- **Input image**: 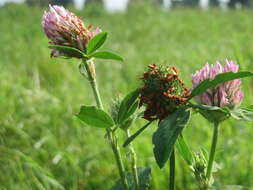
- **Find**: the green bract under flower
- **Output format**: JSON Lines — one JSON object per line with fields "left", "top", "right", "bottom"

{"left": 139, "top": 64, "right": 190, "bottom": 121}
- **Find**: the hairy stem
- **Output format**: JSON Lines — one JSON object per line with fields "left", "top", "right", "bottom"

{"left": 126, "top": 129, "right": 139, "bottom": 190}
{"left": 206, "top": 122, "right": 219, "bottom": 182}
{"left": 82, "top": 59, "right": 128, "bottom": 190}
{"left": 169, "top": 149, "right": 175, "bottom": 190}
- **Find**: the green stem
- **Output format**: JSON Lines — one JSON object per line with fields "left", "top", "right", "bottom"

{"left": 82, "top": 59, "right": 128, "bottom": 190}
{"left": 83, "top": 59, "right": 103, "bottom": 109}
{"left": 126, "top": 129, "right": 139, "bottom": 190}
{"left": 109, "top": 132, "right": 129, "bottom": 190}
{"left": 206, "top": 122, "right": 219, "bottom": 181}
{"left": 169, "top": 149, "right": 175, "bottom": 190}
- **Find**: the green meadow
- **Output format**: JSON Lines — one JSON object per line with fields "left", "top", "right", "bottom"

{"left": 0, "top": 2, "right": 253, "bottom": 190}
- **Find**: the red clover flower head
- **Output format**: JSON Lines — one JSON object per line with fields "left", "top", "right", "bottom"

{"left": 139, "top": 64, "right": 190, "bottom": 121}
{"left": 192, "top": 60, "right": 243, "bottom": 109}
{"left": 42, "top": 5, "right": 101, "bottom": 58}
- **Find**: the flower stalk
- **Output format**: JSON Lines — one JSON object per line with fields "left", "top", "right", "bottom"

{"left": 81, "top": 58, "right": 128, "bottom": 190}
{"left": 206, "top": 122, "right": 219, "bottom": 183}
{"left": 109, "top": 131, "right": 129, "bottom": 190}
{"left": 82, "top": 59, "right": 103, "bottom": 109}
{"left": 169, "top": 149, "right": 175, "bottom": 190}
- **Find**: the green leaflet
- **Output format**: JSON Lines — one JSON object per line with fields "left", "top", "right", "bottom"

{"left": 91, "top": 51, "right": 123, "bottom": 61}
{"left": 76, "top": 105, "right": 114, "bottom": 128}
{"left": 86, "top": 32, "right": 108, "bottom": 55}
{"left": 152, "top": 108, "right": 191, "bottom": 168}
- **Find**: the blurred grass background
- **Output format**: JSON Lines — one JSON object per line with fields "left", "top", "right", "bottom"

{"left": 0, "top": 2, "right": 253, "bottom": 190}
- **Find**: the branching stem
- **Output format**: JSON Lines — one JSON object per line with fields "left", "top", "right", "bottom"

{"left": 82, "top": 59, "right": 128, "bottom": 190}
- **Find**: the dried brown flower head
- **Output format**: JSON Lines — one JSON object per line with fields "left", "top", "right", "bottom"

{"left": 139, "top": 64, "right": 190, "bottom": 121}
